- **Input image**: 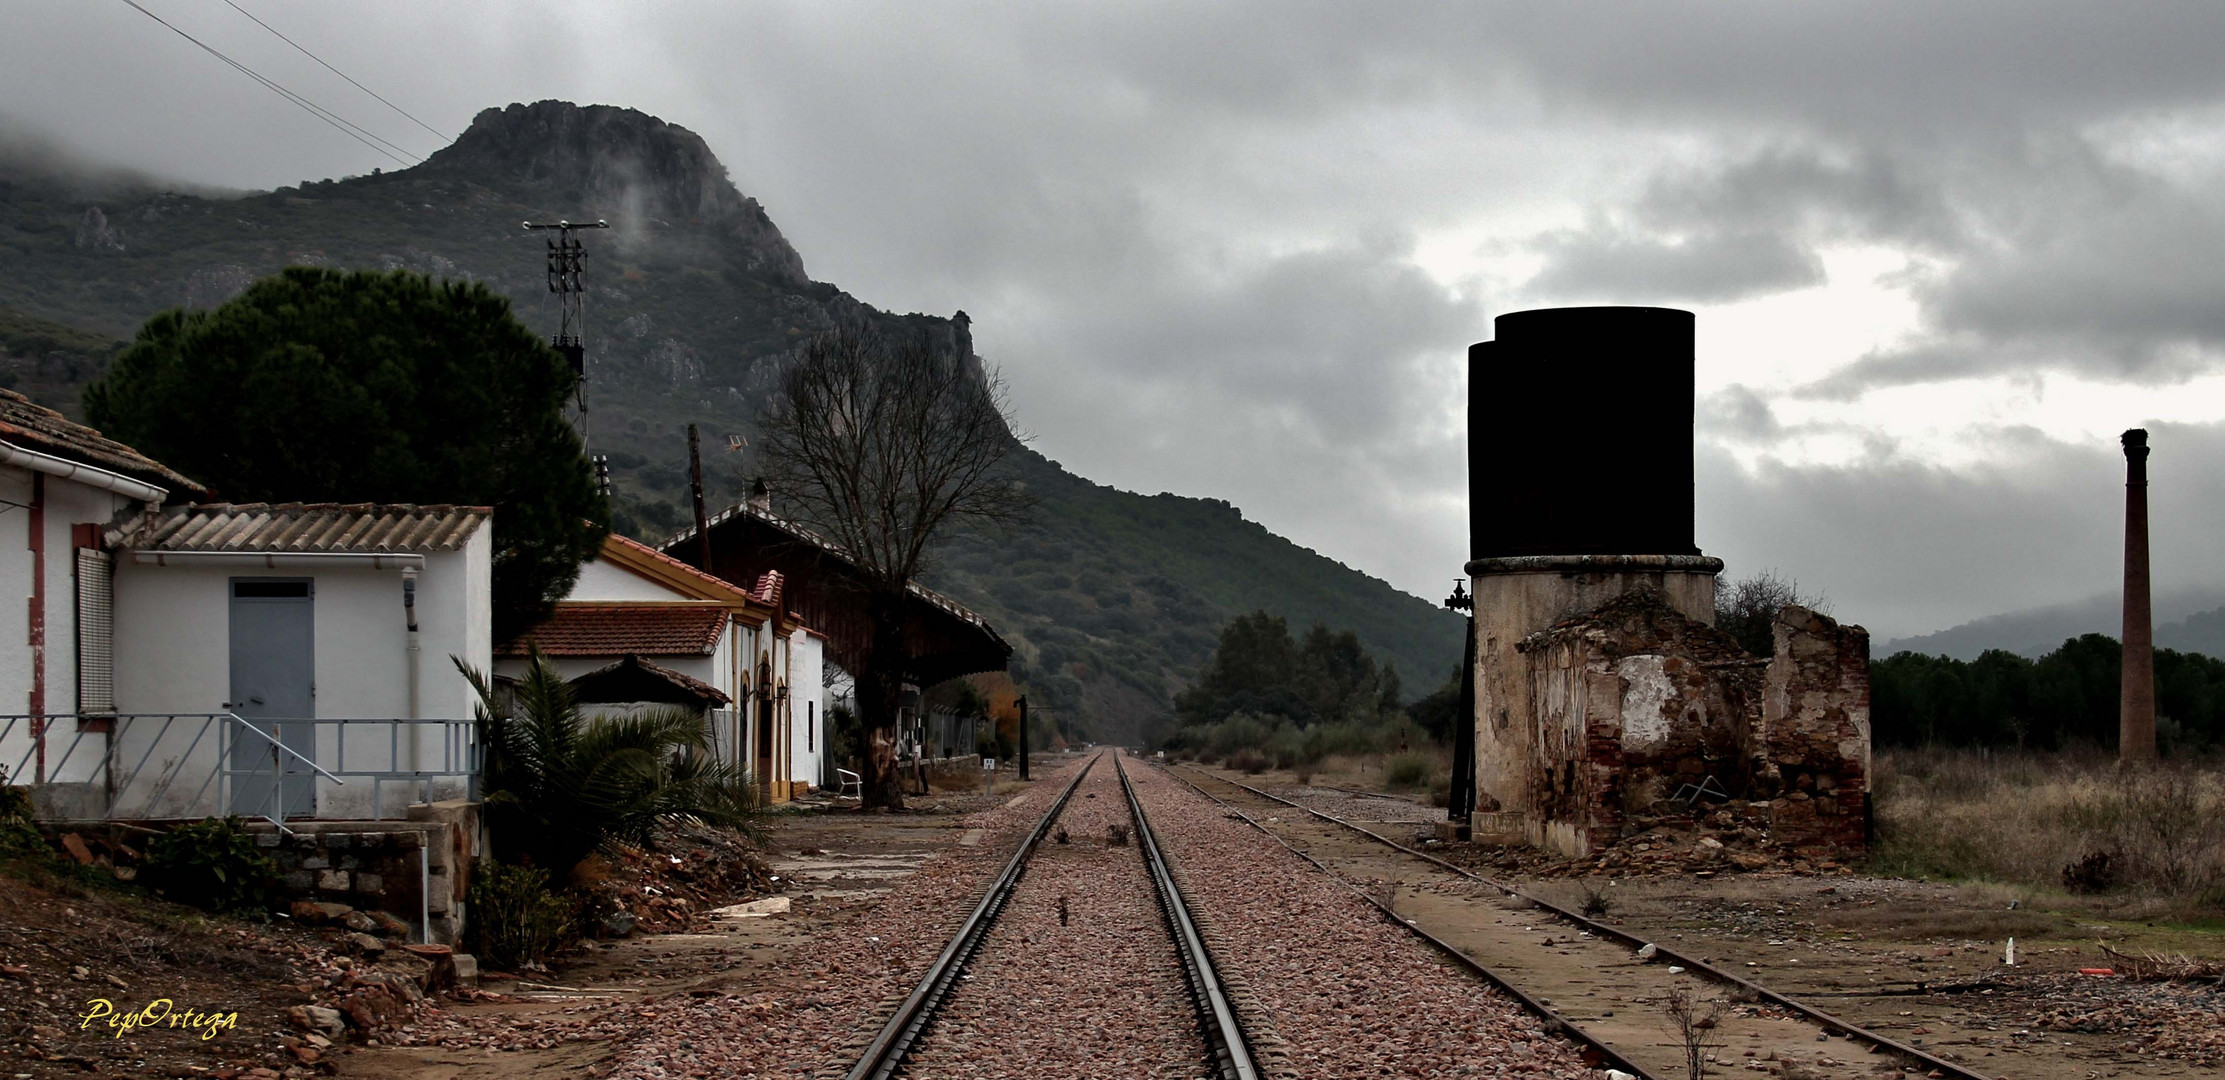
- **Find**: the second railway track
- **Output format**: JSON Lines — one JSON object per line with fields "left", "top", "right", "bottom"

{"left": 1167, "top": 762, "right": 2005, "bottom": 1080}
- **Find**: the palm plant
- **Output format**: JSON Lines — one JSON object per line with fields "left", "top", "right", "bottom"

{"left": 456, "top": 651, "right": 755, "bottom": 878}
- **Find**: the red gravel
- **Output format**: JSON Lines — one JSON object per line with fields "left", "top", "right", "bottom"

{"left": 1125, "top": 761, "right": 1598, "bottom": 1079}
{"left": 900, "top": 757, "right": 1209, "bottom": 1079}
{"left": 588, "top": 755, "right": 1099, "bottom": 1080}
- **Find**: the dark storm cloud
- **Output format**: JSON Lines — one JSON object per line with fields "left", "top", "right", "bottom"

{"left": 9, "top": 1, "right": 2225, "bottom": 636}
{"left": 1523, "top": 146, "right": 1962, "bottom": 305}
{"left": 1525, "top": 226, "right": 1823, "bottom": 305}
{"left": 1698, "top": 385, "right": 1783, "bottom": 442}
{"left": 1698, "top": 420, "right": 2225, "bottom": 639}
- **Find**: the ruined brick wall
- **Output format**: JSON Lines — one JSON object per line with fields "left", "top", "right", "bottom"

{"left": 1759, "top": 605, "right": 1871, "bottom": 854}
{"left": 1504, "top": 591, "right": 1872, "bottom": 861}
{"left": 1519, "top": 591, "right": 1756, "bottom": 857}
{"left": 1467, "top": 554, "right": 1723, "bottom": 836}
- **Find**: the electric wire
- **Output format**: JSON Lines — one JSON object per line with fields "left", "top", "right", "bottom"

{"left": 116, "top": 0, "right": 420, "bottom": 168}
{"left": 219, "top": 0, "right": 447, "bottom": 142}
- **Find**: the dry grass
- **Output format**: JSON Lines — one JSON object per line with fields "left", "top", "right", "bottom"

{"left": 1874, "top": 748, "right": 2225, "bottom": 913}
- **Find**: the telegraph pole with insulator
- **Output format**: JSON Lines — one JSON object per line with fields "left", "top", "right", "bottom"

{"left": 524, "top": 218, "right": 612, "bottom": 494}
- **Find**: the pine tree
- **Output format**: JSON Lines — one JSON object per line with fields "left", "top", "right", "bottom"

{"left": 85, "top": 267, "right": 607, "bottom": 641}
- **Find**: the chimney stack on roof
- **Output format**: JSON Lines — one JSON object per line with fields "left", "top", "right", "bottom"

{"left": 2121, "top": 428, "right": 2156, "bottom": 762}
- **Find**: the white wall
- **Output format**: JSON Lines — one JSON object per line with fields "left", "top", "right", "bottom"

{"left": 105, "top": 531, "right": 490, "bottom": 819}
{"left": 571, "top": 557, "right": 690, "bottom": 602}
{"left": 0, "top": 464, "right": 143, "bottom": 792}
{"left": 113, "top": 548, "right": 484, "bottom": 720}
{"left": 788, "top": 630, "right": 826, "bottom": 789}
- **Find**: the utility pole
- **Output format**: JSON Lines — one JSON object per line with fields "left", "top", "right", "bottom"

{"left": 688, "top": 423, "right": 712, "bottom": 571}
{"left": 1017, "top": 695, "right": 1029, "bottom": 780}
{"left": 523, "top": 218, "right": 612, "bottom": 491}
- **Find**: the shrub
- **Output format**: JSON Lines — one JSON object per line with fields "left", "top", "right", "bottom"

{"left": 1874, "top": 748, "right": 2225, "bottom": 909}
{"left": 0, "top": 768, "right": 43, "bottom": 856}
{"left": 2061, "top": 851, "right": 2116, "bottom": 894}
{"left": 1205, "top": 714, "right": 1273, "bottom": 760}
{"left": 1228, "top": 748, "right": 1270, "bottom": 774}
{"left": 141, "top": 816, "right": 279, "bottom": 914}
{"left": 468, "top": 861, "right": 575, "bottom": 969}
{"left": 2076, "top": 766, "right": 2225, "bottom": 898}
{"left": 1302, "top": 721, "right": 1380, "bottom": 762}
{"left": 1384, "top": 752, "right": 1433, "bottom": 790}
{"left": 1266, "top": 727, "right": 1307, "bottom": 771}
{"left": 460, "top": 653, "right": 756, "bottom": 880}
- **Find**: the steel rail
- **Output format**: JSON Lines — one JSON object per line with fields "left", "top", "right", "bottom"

{"left": 1158, "top": 761, "right": 1659, "bottom": 1080}
{"left": 843, "top": 754, "right": 1099, "bottom": 1080}
{"left": 1114, "top": 754, "right": 1262, "bottom": 1080}
{"left": 1172, "top": 764, "right": 2000, "bottom": 1080}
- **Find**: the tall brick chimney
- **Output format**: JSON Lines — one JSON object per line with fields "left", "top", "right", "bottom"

{"left": 2120, "top": 428, "right": 2156, "bottom": 762}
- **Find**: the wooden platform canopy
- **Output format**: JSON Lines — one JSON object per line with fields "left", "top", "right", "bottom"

{"left": 661, "top": 501, "right": 1010, "bottom": 687}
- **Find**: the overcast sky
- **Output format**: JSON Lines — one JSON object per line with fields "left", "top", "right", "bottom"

{"left": 9, "top": 2, "right": 2225, "bottom": 640}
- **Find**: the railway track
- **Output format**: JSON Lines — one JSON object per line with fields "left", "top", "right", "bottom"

{"left": 842, "top": 751, "right": 1258, "bottom": 1080}
{"left": 1166, "top": 763, "right": 2003, "bottom": 1080}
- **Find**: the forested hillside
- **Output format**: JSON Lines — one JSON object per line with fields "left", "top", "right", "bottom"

{"left": 0, "top": 100, "right": 1464, "bottom": 743}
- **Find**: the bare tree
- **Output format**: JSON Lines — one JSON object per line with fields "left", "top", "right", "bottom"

{"left": 1714, "top": 569, "right": 1829, "bottom": 659}
{"left": 757, "top": 324, "right": 1030, "bottom": 808}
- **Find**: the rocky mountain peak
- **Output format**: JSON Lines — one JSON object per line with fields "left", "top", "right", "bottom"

{"left": 426, "top": 100, "right": 807, "bottom": 285}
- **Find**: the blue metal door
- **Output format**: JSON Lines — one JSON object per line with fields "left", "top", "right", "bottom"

{"left": 228, "top": 579, "right": 315, "bottom": 818}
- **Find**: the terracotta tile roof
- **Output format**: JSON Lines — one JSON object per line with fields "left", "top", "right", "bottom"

{"left": 569, "top": 654, "right": 732, "bottom": 707}
{"left": 0, "top": 388, "right": 207, "bottom": 497}
{"left": 600, "top": 532, "right": 756, "bottom": 604}
{"left": 752, "top": 569, "right": 783, "bottom": 610}
{"left": 109, "top": 503, "right": 490, "bottom": 553}
{"left": 500, "top": 603, "right": 728, "bottom": 657}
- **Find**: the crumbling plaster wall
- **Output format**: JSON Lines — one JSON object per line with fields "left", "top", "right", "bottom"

{"left": 1466, "top": 553, "right": 1723, "bottom": 829}
{"left": 1518, "top": 591, "right": 1757, "bottom": 855}
{"left": 1496, "top": 593, "right": 1870, "bottom": 859}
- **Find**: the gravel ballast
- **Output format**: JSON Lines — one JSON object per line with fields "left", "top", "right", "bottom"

{"left": 594, "top": 756, "right": 1098, "bottom": 1080}
{"left": 899, "top": 757, "right": 1211, "bottom": 1078}
{"left": 1125, "top": 760, "right": 1597, "bottom": 1079}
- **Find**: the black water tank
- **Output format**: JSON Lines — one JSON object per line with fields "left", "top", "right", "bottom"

{"left": 1469, "top": 306, "right": 1697, "bottom": 559}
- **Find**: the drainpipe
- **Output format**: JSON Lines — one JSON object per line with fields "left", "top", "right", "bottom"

{"left": 27, "top": 472, "right": 42, "bottom": 783}
{"left": 403, "top": 568, "right": 421, "bottom": 775}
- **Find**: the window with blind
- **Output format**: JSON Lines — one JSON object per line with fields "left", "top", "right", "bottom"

{"left": 75, "top": 548, "right": 114, "bottom": 714}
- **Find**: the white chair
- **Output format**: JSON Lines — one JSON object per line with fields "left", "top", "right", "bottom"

{"left": 834, "top": 768, "right": 863, "bottom": 801}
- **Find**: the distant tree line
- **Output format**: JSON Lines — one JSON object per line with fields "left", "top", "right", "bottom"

{"left": 1872, "top": 635, "right": 2225, "bottom": 752}
{"left": 1173, "top": 611, "right": 1403, "bottom": 729}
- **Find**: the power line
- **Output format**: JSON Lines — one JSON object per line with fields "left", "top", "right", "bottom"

{"left": 220, "top": 0, "right": 448, "bottom": 142}
{"left": 116, "top": 0, "right": 420, "bottom": 168}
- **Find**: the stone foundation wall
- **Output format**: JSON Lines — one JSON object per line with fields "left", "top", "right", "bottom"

{"left": 246, "top": 801, "right": 477, "bottom": 944}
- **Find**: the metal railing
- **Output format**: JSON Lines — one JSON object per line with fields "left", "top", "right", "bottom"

{"left": 0, "top": 713, "right": 479, "bottom": 827}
